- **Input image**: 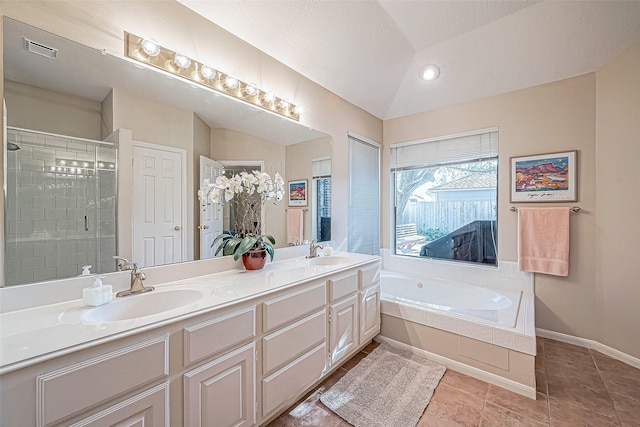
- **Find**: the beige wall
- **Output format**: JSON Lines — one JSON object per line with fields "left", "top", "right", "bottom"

{"left": 385, "top": 57, "right": 640, "bottom": 359}
{"left": 4, "top": 80, "right": 102, "bottom": 139}
{"left": 595, "top": 43, "right": 640, "bottom": 358}
{"left": 193, "top": 114, "right": 211, "bottom": 257}
{"left": 211, "top": 128, "right": 287, "bottom": 247}
{"left": 0, "top": 0, "right": 383, "bottom": 256}
{"left": 285, "top": 136, "right": 332, "bottom": 241}
{"left": 109, "top": 87, "right": 196, "bottom": 261}
{"left": 384, "top": 74, "right": 600, "bottom": 350}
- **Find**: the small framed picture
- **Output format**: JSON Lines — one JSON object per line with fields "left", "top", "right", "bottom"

{"left": 288, "top": 179, "right": 308, "bottom": 206}
{"left": 510, "top": 150, "right": 577, "bottom": 202}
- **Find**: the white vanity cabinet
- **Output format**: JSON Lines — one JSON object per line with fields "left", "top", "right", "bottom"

{"left": 359, "top": 265, "right": 381, "bottom": 345}
{"left": 0, "top": 258, "right": 381, "bottom": 427}
{"left": 260, "top": 280, "right": 328, "bottom": 420}
{"left": 183, "top": 307, "right": 257, "bottom": 427}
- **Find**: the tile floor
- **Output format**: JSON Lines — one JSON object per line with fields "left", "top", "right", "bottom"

{"left": 266, "top": 338, "right": 640, "bottom": 426}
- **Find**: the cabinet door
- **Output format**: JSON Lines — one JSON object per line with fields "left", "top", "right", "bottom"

{"left": 184, "top": 342, "right": 256, "bottom": 427}
{"left": 68, "top": 383, "right": 168, "bottom": 427}
{"left": 360, "top": 285, "right": 380, "bottom": 345}
{"left": 329, "top": 294, "right": 358, "bottom": 366}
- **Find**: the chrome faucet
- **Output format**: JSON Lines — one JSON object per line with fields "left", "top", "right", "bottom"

{"left": 307, "top": 240, "right": 323, "bottom": 258}
{"left": 113, "top": 256, "right": 154, "bottom": 297}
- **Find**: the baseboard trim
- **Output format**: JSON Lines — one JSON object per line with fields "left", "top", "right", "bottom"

{"left": 536, "top": 328, "right": 640, "bottom": 370}
{"left": 374, "top": 335, "right": 537, "bottom": 399}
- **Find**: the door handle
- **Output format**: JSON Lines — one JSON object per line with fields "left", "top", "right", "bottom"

{"left": 197, "top": 225, "right": 209, "bottom": 230}
{"left": 174, "top": 226, "right": 182, "bottom": 231}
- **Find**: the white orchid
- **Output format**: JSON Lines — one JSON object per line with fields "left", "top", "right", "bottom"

{"left": 201, "top": 169, "right": 285, "bottom": 236}
{"left": 215, "top": 175, "right": 230, "bottom": 189}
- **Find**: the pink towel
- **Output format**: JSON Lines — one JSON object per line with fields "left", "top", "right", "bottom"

{"left": 286, "top": 209, "right": 304, "bottom": 244}
{"left": 518, "top": 207, "right": 570, "bottom": 276}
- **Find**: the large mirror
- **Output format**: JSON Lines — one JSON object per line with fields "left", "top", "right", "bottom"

{"left": 3, "top": 17, "right": 332, "bottom": 286}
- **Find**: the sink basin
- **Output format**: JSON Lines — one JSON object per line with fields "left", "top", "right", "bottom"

{"left": 82, "top": 287, "right": 207, "bottom": 323}
{"left": 307, "top": 256, "right": 351, "bottom": 266}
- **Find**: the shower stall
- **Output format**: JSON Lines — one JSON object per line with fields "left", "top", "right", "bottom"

{"left": 4, "top": 127, "right": 117, "bottom": 286}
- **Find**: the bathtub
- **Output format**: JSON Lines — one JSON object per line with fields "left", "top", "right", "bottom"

{"left": 380, "top": 271, "right": 522, "bottom": 328}
{"left": 377, "top": 266, "right": 537, "bottom": 398}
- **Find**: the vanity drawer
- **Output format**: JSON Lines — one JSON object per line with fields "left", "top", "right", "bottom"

{"left": 328, "top": 272, "right": 358, "bottom": 301}
{"left": 263, "top": 309, "right": 326, "bottom": 375}
{"left": 36, "top": 335, "right": 168, "bottom": 427}
{"left": 261, "top": 342, "right": 327, "bottom": 419}
{"left": 262, "top": 282, "right": 326, "bottom": 332}
{"left": 184, "top": 306, "right": 256, "bottom": 366}
{"left": 359, "top": 263, "right": 381, "bottom": 289}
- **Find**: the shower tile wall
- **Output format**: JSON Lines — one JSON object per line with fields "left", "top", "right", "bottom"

{"left": 5, "top": 129, "right": 117, "bottom": 286}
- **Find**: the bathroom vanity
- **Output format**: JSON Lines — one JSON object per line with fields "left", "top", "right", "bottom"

{"left": 0, "top": 253, "right": 381, "bottom": 427}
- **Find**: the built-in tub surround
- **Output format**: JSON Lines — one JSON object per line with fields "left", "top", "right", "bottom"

{"left": 0, "top": 245, "right": 378, "bottom": 373}
{"left": 380, "top": 249, "right": 536, "bottom": 398}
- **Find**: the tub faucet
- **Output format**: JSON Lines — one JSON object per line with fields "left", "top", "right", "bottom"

{"left": 307, "top": 240, "right": 323, "bottom": 258}
{"left": 113, "top": 256, "right": 155, "bottom": 297}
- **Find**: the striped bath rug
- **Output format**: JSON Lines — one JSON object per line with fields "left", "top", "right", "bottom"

{"left": 320, "top": 343, "right": 446, "bottom": 427}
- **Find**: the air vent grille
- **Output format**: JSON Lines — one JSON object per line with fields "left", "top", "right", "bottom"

{"left": 24, "top": 38, "right": 58, "bottom": 59}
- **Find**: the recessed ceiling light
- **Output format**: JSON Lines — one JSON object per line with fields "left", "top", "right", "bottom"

{"left": 419, "top": 64, "right": 440, "bottom": 81}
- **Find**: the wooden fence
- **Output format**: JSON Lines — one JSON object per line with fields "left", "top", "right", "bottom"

{"left": 398, "top": 201, "right": 496, "bottom": 235}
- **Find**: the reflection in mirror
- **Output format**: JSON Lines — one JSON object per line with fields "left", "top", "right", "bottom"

{"left": 3, "top": 17, "right": 331, "bottom": 287}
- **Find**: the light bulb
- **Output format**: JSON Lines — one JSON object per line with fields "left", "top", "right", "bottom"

{"left": 293, "top": 105, "right": 304, "bottom": 116}
{"left": 263, "top": 91, "right": 275, "bottom": 103}
{"left": 278, "top": 99, "right": 290, "bottom": 110}
{"left": 224, "top": 75, "right": 239, "bottom": 89}
{"left": 200, "top": 64, "right": 216, "bottom": 80}
{"left": 173, "top": 52, "right": 192, "bottom": 69}
{"left": 244, "top": 83, "right": 258, "bottom": 97}
{"left": 141, "top": 39, "right": 161, "bottom": 57}
{"left": 419, "top": 64, "right": 440, "bottom": 81}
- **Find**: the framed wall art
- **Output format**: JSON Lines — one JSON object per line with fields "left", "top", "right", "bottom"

{"left": 288, "top": 179, "right": 308, "bottom": 206}
{"left": 510, "top": 150, "right": 577, "bottom": 202}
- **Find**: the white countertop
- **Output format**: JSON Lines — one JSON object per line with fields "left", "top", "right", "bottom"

{"left": 0, "top": 252, "right": 380, "bottom": 374}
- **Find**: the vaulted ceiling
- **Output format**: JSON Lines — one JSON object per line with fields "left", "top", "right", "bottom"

{"left": 179, "top": 0, "right": 640, "bottom": 120}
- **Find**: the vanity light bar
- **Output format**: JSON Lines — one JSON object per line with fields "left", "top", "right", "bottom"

{"left": 125, "top": 33, "right": 301, "bottom": 122}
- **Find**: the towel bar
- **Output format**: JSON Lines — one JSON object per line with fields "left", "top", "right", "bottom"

{"left": 510, "top": 206, "right": 580, "bottom": 213}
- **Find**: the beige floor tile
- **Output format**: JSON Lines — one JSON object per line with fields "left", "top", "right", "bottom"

{"left": 280, "top": 390, "right": 346, "bottom": 427}
{"left": 480, "top": 401, "right": 548, "bottom": 427}
{"left": 265, "top": 415, "right": 296, "bottom": 427}
{"left": 361, "top": 340, "right": 381, "bottom": 354}
{"left": 536, "top": 369, "right": 548, "bottom": 395}
{"left": 548, "top": 374, "right": 617, "bottom": 417}
{"left": 486, "top": 386, "right": 550, "bottom": 425}
{"left": 548, "top": 399, "right": 619, "bottom": 427}
{"left": 601, "top": 371, "right": 640, "bottom": 401}
{"left": 611, "top": 392, "right": 640, "bottom": 426}
{"left": 440, "top": 369, "right": 490, "bottom": 399}
{"left": 340, "top": 351, "right": 368, "bottom": 370}
{"left": 592, "top": 352, "right": 640, "bottom": 381}
{"left": 421, "top": 383, "right": 484, "bottom": 427}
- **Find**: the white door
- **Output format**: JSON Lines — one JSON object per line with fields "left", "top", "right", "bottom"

{"left": 199, "top": 156, "right": 224, "bottom": 259}
{"left": 132, "top": 144, "right": 186, "bottom": 267}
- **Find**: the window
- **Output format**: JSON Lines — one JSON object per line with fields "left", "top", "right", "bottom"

{"left": 391, "top": 130, "right": 498, "bottom": 265}
{"left": 348, "top": 134, "right": 380, "bottom": 255}
{"left": 312, "top": 158, "right": 332, "bottom": 241}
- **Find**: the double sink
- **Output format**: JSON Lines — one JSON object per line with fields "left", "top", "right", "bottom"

{"left": 60, "top": 255, "right": 352, "bottom": 324}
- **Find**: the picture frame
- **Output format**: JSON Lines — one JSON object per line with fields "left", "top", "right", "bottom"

{"left": 510, "top": 150, "right": 577, "bottom": 202}
{"left": 288, "top": 179, "right": 308, "bottom": 206}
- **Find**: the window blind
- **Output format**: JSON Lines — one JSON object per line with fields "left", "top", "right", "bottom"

{"left": 347, "top": 134, "right": 380, "bottom": 255}
{"left": 312, "top": 158, "right": 331, "bottom": 178}
{"left": 390, "top": 129, "right": 498, "bottom": 170}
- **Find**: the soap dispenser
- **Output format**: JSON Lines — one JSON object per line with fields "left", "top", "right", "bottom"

{"left": 83, "top": 275, "right": 113, "bottom": 306}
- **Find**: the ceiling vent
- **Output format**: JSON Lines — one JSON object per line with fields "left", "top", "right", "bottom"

{"left": 24, "top": 38, "right": 58, "bottom": 59}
